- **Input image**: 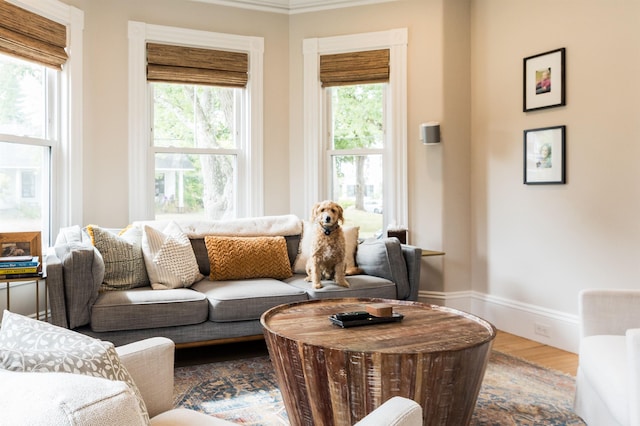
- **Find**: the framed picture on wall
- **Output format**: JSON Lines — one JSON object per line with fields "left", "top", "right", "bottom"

{"left": 523, "top": 48, "right": 566, "bottom": 112}
{"left": 524, "top": 125, "right": 566, "bottom": 185}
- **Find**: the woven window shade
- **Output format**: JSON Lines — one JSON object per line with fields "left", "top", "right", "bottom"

{"left": 147, "top": 43, "right": 248, "bottom": 88}
{"left": 0, "top": 0, "right": 67, "bottom": 70}
{"left": 320, "top": 49, "right": 389, "bottom": 87}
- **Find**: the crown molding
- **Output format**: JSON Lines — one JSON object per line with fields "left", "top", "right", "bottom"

{"left": 189, "top": 0, "right": 397, "bottom": 15}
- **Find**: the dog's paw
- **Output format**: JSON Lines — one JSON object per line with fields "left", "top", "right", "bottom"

{"left": 304, "top": 275, "right": 311, "bottom": 282}
{"left": 313, "top": 282, "right": 323, "bottom": 289}
{"left": 337, "top": 279, "right": 350, "bottom": 288}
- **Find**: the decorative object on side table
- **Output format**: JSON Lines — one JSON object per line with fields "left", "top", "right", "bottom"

{"left": 0, "top": 231, "right": 42, "bottom": 278}
{"left": 524, "top": 125, "right": 566, "bottom": 185}
{"left": 523, "top": 47, "right": 566, "bottom": 112}
{"left": 0, "top": 231, "right": 46, "bottom": 320}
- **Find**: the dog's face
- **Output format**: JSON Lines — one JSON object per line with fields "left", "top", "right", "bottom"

{"left": 311, "top": 200, "right": 344, "bottom": 227}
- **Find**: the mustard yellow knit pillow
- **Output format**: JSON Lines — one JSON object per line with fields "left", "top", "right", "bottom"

{"left": 204, "top": 236, "right": 293, "bottom": 281}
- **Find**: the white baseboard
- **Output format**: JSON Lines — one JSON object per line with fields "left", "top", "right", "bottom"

{"left": 418, "top": 290, "right": 579, "bottom": 354}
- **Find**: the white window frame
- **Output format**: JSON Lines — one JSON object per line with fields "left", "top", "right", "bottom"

{"left": 128, "top": 22, "right": 264, "bottom": 222}
{"left": 6, "top": 0, "right": 84, "bottom": 242}
{"left": 303, "top": 29, "right": 408, "bottom": 230}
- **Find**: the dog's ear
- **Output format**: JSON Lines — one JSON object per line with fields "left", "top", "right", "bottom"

{"left": 310, "top": 202, "right": 320, "bottom": 221}
{"left": 336, "top": 203, "right": 344, "bottom": 224}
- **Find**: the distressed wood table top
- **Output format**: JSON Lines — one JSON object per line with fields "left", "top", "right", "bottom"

{"left": 262, "top": 298, "right": 495, "bottom": 354}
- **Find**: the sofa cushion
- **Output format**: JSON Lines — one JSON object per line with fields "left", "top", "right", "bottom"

{"left": 0, "top": 370, "right": 147, "bottom": 426}
{"left": 91, "top": 287, "right": 209, "bottom": 332}
{"left": 205, "top": 236, "right": 292, "bottom": 280}
{"left": 141, "top": 222, "right": 203, "bottom": 290}
{"left": 285, "top": 274, "right": 397, "bottom": 300}
{"left": 86, "top": 224, "right": 150, "bottom": 291}
{"left": 579, "top": 335, "right": 628, "bottom": 426}
{"left": 0, "top": 310, "right": 149, "bottom": 424}
{"left": 191, "top": 279, "right": 308, "bottom": 322}
{"left": 293, "top": 221, "right": 360, "bottom": 275}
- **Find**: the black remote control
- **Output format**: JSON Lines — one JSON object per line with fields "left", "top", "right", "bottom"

{"left": 334, "top": 311, "right": 370, "bottom": 321}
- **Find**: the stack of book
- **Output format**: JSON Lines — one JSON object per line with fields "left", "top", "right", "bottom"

{"left": 0, "top": 255, "right": 42, "bottom": 279}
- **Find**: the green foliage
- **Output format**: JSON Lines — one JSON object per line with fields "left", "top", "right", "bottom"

{"left": 332, "top": 84, "right": 384, "bottom": 150}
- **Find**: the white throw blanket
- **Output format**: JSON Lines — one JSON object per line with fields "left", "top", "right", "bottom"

{"left": 176, "top": 214, "right": 302, "bottom": 238}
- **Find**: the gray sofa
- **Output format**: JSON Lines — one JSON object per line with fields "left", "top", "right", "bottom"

{"left": 45, "top": 215, "right": 421, "bottom": 347}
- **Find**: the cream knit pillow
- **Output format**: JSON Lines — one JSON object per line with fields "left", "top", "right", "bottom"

{"left": 141, "top": 222, "right": 203, "bottom": 290}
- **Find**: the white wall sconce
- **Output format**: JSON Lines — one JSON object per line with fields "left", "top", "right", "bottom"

{"left": 420, "top": 122, "right": 441, "bottom": 144}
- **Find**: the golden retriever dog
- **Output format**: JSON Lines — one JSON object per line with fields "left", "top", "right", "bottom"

{"left": 305, "top": 200, "right": 350, "bottom": 289}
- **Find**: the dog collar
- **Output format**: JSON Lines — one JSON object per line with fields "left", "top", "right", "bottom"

{"left": 321, "top": 224, "right": 335, "bottom": 235}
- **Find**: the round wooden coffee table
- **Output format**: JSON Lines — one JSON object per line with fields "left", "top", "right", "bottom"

{"left": 261, "top": 298, "right": 495, "bottom": 426}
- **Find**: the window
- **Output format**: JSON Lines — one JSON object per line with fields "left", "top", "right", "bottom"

{"left": 303, "top": 29, "right": 408, "bottom": 239}
{"left": 0, "top": 56, "right": 52, "bottom": 237}
{"left": 128, "top": 22, "right": 264, "bottom": 222}
{"left": 152, "top": 84, "right": 243, "bottom": 220}
{"left": 0, "top": 0, "right": 83, "bottom": 247}
{"left": 326, "top": 83, "right": 386, "bottom": 238}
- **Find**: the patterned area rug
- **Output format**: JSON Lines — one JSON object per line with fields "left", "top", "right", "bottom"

{"left": 174, "top": 350, "right": 585, "bottom": 425}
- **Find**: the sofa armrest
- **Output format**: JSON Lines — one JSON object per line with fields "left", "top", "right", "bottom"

{"left": 117, "top": 337, "right": 175, "bottom": 418}
{"left": 580, "top": 289, "right": 640, "bottom": 337}
{"left": 401, "top": 244, "right": 421, "bottom": 301}
{"left": 354, "top": 396, "right": 422, "bottom": 426}
{"left": 0, "top": 370, "right": 147, "bottom": 425}
{"left": 45, "top": 247, "right": 67, "bottom": 327}
{"left": 50, "top": 240, "right": 104, "bottom": 329}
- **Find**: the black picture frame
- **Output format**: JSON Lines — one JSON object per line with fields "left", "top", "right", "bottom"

{"left": 523, "top": 48, "right": 566, "bottom": 112}
{"left": 523, "top": 125, "right": 566, "bottom": 185}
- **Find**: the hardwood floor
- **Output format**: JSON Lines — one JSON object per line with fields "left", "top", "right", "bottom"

{"left": 492, "top": 330, "right": 578, "bottom": 376}
{"left": 176, "top": 330, "right": 580, "bottom": 376}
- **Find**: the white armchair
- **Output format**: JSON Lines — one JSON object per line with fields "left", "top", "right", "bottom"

{"left": 575, "top": 289, "right": 640, "bottom": 426}
{"left": 1, "top": 336, "right": 422, "bottom": 425}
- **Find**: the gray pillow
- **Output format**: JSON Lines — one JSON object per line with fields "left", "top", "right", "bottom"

{"left": 356, "top": 238, "right": 410, "bottom": 299}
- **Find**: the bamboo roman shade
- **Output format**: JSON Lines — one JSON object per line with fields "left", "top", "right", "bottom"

{"left": 0, "top": 0, "right": 67, "bottom": 70}
{"left": 147, "top": 43, "right": 248, "bottom": 88}
{"left": 320, "top": 49, "right": 390, "bottom": 87}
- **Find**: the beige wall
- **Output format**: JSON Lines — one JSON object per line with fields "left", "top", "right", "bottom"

{"left": 63, "top": 0, "right": 290, "bottom": 227}
{"left": 470, "top": 0, "right": 640, "bottom": 314}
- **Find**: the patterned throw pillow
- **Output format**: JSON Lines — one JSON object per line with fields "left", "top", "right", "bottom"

{"left": 205, "top": 236, "right": 292, "bottom": 281}
{"left": 293, "top": 221, "right": 361, "bottom": 274}
{"left": 86, "top": 225, "right": 150, "bottom": 291}
{"left": 141, "top": 222, "right": 203, "bottom": 290}
{"left": 0, "top": 310, "right": 149, "bottom": 424}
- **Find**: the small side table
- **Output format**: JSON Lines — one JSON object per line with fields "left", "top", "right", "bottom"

{"left": 1, "top": 275, "right": 47, "bottom": 321}
{"left": 422, "top": 249, "right": 445, "bottom": 257}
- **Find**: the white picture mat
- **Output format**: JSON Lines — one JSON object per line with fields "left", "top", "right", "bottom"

{"left": 525, "top": 127, "right": 564, "bottom": 184}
